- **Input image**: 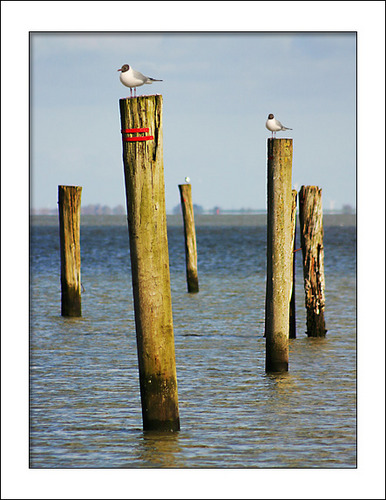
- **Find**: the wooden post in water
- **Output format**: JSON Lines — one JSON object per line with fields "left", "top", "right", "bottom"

{"left": 298, "top": 186, "right": 327, "bottom": 337}
{"left": 265, "top": 138, "right": 293, "bottom": 372}
{"left": 178, "top": 183, "right": 199, "bottom": 293}
{"left": 58, "top": 185, "right": 82, "bottom": 317}
{"left": 119, "top": 95, "right": 180, "bottom": 431}
{"left": 289, "top": 189, "right": 297, "bottom": 339}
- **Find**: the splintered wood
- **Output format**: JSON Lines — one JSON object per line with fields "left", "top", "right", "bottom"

{"left": 299, "top": 186, "right": 327, "bottom": 337}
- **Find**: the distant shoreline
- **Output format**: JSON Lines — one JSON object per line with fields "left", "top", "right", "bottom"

{"left": 30, "top": 213, "right": 356, "bottom": 228}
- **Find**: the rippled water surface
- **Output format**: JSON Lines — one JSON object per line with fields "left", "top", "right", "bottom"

{"left": 30, "top": 214, "right": 356, "bottom": 468}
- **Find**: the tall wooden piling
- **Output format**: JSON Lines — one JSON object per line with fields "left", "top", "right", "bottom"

{"left": 298, "top": 186, "right": 327, "bottom": 337}
{"left": 178, "top": 183, "right": 199, "bottom": 293}
{"left": 58, "top": 185, "right": 82, "bottom": 317}
{"left": 289, "top": 189, "right": 297, "bottom": 339}
{"left": 265, "top": 139, "right": 293, "bottom": 372}
{"left": 119, "top": 95, "right": 180, "bottom": 431}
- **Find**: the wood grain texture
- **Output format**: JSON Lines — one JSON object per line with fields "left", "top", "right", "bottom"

{"left": 265, "top": 138, "right": 293, "bottom": 372}
{"left": 178, "top": 183, "right": 199, "bottom": 293}
{"left": 119, "top": 95, "right": 180, "bottom": 431}
{"left": 299, "top": 186, "right": 327, "bottom": 337}
{"left": 58, "top": 185, "right": 82, "bottom": 317}
{"left": 289, "top": 189, "right": 297, "bottom": 339}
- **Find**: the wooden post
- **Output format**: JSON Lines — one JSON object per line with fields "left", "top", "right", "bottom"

{"left": 265, "top": 139, "right": 293, "bottom": 372}
{"left": 298, "top": 186, "right": 327, "bottom": 337}
{"left": 289, "top": 189, "right": 297, "bottom": 339}
{"left": 58, "top": 185, "right": 82, "bottom": 317}
{"left": 178, "top": 183, "right": 199, "bottom": 293}
{"left": 119, "top": 95, "right": 180, "bottom": 432}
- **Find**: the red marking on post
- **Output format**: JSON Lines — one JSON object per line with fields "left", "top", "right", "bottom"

{"left": 268, "top": 155, "right": 274, "bottom": 160}
{"left": 121, "top": 128, "right": 150, "bottom": 133}
{"left": 293, "top": 248, "right": 302, "bottom": 253}
{"left": 121, "top": 127, "right": 153, "bottom": 142}
{"left": 123, "top": 136, "right": 154, "bottom": 142}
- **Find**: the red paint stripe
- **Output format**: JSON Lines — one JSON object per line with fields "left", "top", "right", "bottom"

{"left": 123, "top": 136, "right": 154, "bottom": 142}
{"left": 121, "top": 128, "right": 150, "bottom": 133}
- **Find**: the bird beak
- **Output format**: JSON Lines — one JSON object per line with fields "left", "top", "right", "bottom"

{"left": 117, "top": 69, "right": 122, "bottom": 72}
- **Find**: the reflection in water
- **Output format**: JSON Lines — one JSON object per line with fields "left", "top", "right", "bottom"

{"left": 264, "top": 371, "right": 293, "bottom": 392}
{"left": 261, "top": 371, "right": 299, "bottom": 411}
{"left": 132, "top": 431, "right": 184, "bottom": 468}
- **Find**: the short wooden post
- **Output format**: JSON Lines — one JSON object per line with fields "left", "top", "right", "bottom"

{"left": 119, "top": 95, "right": 180, "bottom": 431}
{"left": 265, "top": 138, "right": 293, "bottom": 372}
{"left": 178, "top": 183, "right": 199, "bottom": 293}
{"left": 58, "top": 185, "right": 82, "bottom": 317}
{"left": 298, "top": 186, "right": 327, "bottom": 337}
{"left": 289, "top": 189, "right": 297, "bottom": 339}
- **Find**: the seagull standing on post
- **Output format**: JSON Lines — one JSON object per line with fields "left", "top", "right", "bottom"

{"left": 118, "top": 64, "right": 163, "bottom": 98}
{"left": 265, "top": 113, "right": 292, "bottom": 138}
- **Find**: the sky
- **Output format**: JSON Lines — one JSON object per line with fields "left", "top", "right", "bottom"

{"left": 30, "top": 31, "right": 357, "bottom": 212}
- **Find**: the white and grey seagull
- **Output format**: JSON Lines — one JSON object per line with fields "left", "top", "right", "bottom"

{"left": 117, "top": 64, "right": 163, "bottom": 98}
{"left": 265, "top": 113, "right": 292, "bottom": 138}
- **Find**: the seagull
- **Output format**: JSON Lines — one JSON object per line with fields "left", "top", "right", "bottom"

{"left": 117, "top": 64, "right": 163, "bottom": 98}
{"left": 265, "top": 113, "right": 292, "bottom": 138}
{"left": 185, "top": 177, "right": 190, "bottom": 183}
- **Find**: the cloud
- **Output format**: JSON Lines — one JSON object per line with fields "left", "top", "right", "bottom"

{"left": 30, "top": 32, "right": 357, "bottom": 210}
{"left": 31, "top": 32, "right": 166, "bottom": 59}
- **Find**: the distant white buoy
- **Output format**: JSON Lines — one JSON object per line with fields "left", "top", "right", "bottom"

{"left": 185, "top": 177, "right": 190, "bottom": 183}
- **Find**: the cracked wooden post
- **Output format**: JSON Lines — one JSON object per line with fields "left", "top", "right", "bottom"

{"left": 289, "top": 189, "right": 297, "bottom": 339}
{"left": 299, "top": 186, "right": 327, "bottom": 337}
{"left": 265, "top": 138, "right": 293, "bottom": 372}
{"left": 58, "top": 185, "right": 82, "bottom": 317}
{"left": 178, "top": 183, "right": 199, "bottom": 293}
{"left": 119, "top": 95, "right": 180, "bottom": 431}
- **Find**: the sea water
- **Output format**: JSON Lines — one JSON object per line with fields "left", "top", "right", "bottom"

{"left": 29, "top": 214, "right": 356, "bottom": 468}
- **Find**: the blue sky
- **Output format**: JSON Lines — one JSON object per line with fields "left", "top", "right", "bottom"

{"left": 30, "top": 31, "right": 356, "bottom": 212}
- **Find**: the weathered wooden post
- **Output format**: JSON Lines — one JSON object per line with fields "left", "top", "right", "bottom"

{"left": 265, "top": 138, "right": 293, "bottom": 372}
{"left": 58, "top": 185, "right": 82, "bottom": 317}
{"left": 178, "top": 183, "right": 199, "bottom": 293}
{"left": 289, "top": 189, "right": 297, "bottom": 339}
{"left": 298, "top": 186, "right": 327, "bottom": 337}
{"left": 119, "top": 95, "right": 180, "bottom": 431}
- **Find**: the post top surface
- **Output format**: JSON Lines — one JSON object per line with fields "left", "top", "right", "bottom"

{"left": 119, "top": 94, "right": 162, "bottom": 101}
{"left": 267, "top": 137, "right": 293, "bottom": 141}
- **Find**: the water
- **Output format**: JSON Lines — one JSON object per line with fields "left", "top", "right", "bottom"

{"left": 30, "top": 214, "right": 356, "bottom": 468}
